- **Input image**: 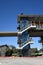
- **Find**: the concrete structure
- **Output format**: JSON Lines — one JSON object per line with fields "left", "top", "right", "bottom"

{"left": 17, "top": 14, "right": 43, "bottom": 56}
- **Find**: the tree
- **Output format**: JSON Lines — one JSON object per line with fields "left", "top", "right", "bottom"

{"left": 29, "top": 48, "right": 39, "bottom": 56}
{"left": 5, "top": 49, "right": 13, "bottom": 56}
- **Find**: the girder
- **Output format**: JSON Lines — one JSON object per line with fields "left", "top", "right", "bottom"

{"left": 0, "top": 32, "right": 18, "bottom": 37}
{"left": 29, "top": 30, "right": 43, "bottom": 37}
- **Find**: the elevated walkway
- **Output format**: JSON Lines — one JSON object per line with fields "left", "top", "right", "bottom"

{"left": 29, "top": 30, "right": 43, "bottom": 37}
{"left": 0, "top": 30, "right": 43, "bottom": 37}
{"left": 0, "top": 32, "right": 18, "bottom": 37}
{"left": 18, "top": 14, "right": 43, "bottom": 56}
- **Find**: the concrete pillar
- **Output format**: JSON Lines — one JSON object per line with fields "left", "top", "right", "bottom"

{"left": 42, "top": 43, "right": 43, "bottom": 49}
{"left": 40, "top": 37, "right": 43, "bottom": 51}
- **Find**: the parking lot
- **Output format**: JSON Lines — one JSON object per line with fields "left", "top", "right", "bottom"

{"left": 0, "top": 57, "right": 43, "bottom": 65}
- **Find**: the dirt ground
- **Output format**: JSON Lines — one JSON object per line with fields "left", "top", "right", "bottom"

{"left": 0, "top": 56, "right": 43, "bottom": 65}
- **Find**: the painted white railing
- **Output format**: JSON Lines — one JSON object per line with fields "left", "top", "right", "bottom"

{"left": 18, "top": 40, "right": 34, "bottom": 49}
{"left": 18, "top": 24, "right": 35, "bottom": 50}
{"left": 18, "top": 25, "right": 36, "bottom": 35}
{"left": 36, "top": 24, "right": 43, "bottom": 30}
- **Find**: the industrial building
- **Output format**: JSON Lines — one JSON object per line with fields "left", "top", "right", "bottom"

{"left": 17, "top": 14, "right": 43, "bottom": 56}
{"left": 0, "top": 14, "right": 43, "bottom": 56}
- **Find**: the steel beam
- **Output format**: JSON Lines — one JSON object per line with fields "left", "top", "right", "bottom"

{"left": 0, "top": 32, "right": 18, "bottom": 37}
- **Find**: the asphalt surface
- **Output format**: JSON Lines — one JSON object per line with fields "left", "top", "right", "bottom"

{"left": 0, "top": 57, "right": 43, "bottom": 65}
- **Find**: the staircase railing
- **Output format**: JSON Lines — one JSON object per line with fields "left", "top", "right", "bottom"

{"left": 18, "top": 23, "right": 35, "bottom": 49}
{"left": 18, "top": 24, "right": 36, "bottom": 35}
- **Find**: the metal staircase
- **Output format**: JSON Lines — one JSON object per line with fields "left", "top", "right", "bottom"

{"left": 18, "top": 24, "right": 36, "bottom": 50}
{"left": 18, "top": 24, "right": 36, "bottom": 35}
{"left": 18, "top": 40, "right": 34, "bottom": 49}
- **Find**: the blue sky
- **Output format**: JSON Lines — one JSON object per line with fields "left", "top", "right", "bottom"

{"left": 0, "top": 0, "right": 43, "bottom": 49}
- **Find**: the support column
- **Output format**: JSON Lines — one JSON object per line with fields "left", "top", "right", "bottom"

{"left": 41, "top": 37, "right": 43, "bottom": 49}
{"left": 42, "top": 43, "right": 43, "bottom": 49}
{"left": 39, "top": 37, "right": 43, "bottom": 51}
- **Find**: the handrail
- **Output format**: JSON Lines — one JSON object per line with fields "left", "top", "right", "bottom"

{"left": 18, "top": 25, "right": 36, "bottom": 35}
{"left": 18, "top": 24, "right": 35, "bottom": 50}
{"left": 18, "top": 40, "right": 34, "bottom": 49}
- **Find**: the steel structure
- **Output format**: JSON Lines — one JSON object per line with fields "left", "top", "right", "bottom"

{"left": 0, "top": 32, "right": 18, "bottom": 37}
{"left": 17, "top": 14, "right": 43, "bottom": 56}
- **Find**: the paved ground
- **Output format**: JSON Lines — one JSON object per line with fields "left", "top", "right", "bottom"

{"left": 0, "top": 57, "right": 43, "bottom": 65}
